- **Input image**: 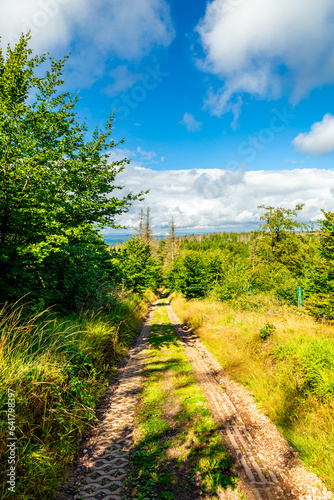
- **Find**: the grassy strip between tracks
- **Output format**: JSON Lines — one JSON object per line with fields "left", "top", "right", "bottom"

{"left": 125, "top": 303, "right": 237, "bottom": 499}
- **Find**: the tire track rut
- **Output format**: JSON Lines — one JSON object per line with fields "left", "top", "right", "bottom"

{"left": 75, "top": 306, "right": 153, "bottom": 499}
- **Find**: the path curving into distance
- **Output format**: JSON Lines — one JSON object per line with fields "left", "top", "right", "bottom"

{"left": 72, "top": 302, "right": 333, "bottom": 500}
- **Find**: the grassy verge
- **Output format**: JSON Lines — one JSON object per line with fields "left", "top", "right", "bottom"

{"left": 0, "top": 290, "right": 152, "bottom": 500}
{"left": 170, "top": 293, "right": 334, "bottom": 491}
{"left": 125, "top": 303, "right": 237, "bottom": 499}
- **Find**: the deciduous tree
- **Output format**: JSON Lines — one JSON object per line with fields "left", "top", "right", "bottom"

{"left": 0, "top": 34, "right": 144, "bottom": 307}
{"left": 255, "top": 204, "right": 308, "bottom": 274}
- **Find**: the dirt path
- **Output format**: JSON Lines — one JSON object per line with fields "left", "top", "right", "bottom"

{"left": 61, "top": 302, "right": 333, "bottom": 500}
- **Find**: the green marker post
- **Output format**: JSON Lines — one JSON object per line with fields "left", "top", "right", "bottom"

{"left": 296, "top": 287, "right": 304, "bottom": 309}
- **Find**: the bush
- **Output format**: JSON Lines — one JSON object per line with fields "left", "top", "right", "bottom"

{"left": 116, "top": 237, "right": 160, "bottom": 293}
{"left": 305, "top": 212, "right": 334, "bottom": 319}
{"left": 251, "top": 263, "right": 299, "bottom": 305}
{"left": 259, "top": 323, "right": 276, "bottom": 340}
{"left": 213, "top": 261, "right": 250, "bottom": 301}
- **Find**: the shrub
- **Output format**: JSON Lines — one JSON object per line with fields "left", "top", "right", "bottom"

{"left": 259, "top": 323, "right": 276, "bottom": 340}
{"left": 251, "top": 262, "right": 299, "bottom": 305}
{"left": 214, "top": 261, "right": 250, "bottom": 301}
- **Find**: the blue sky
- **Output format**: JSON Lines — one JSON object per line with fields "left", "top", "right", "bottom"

{"left": 2, "top": 0, "right": 334, "bottom": 236}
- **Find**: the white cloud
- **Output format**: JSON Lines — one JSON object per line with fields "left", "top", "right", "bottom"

{"left": 0, "top": 0, "right": 175, "bottom": 86}
{"left": 180, "top": 113, "right": 202, "bottom": 132}
{"left": 292, "top": 114, "right": 334, "bottom": 156}
{"left": 137, "top": 146, "right": 157, "bottom": 162}
{"left": 107, "top": 150, "right": 334, "bottom": 234}
{"left": 0, "top": 0, "right": 76, "bottom": 52}
{"left": 196, "top": 0, "right": 334, "bottom": 116}
{"left": 102, "top": 66, "right": 143, "bottom": 97}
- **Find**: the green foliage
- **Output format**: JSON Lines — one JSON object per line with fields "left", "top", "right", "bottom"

{"left": 273, "top": 337, "right": 334, "bottom": 401}
{"left": 179, "top": 253, "right": 209, "bottom": 298}
{"left": 306, "top": 211, "right": 334, "bottom": 319}
{"left": 259, "top": 323, "right": 276, "bottom": 340}
{"left": 116, "top": 236, "right": 160, "bottom": 293}
{"left": 251, "top": 262, "right": 300, "bottom": 305}
{"left": 258, "top": 203, "right": 307, "bottom": 240}
{"left": 0, "top": 34, "right": 143, "bottom": 309}
{"left": 297, "top": 339, "right": 334, "bottom": 400}
{"left": 163, "top": 213, "right": 318, "bottom": 308}
{"left": 213, "top": 260, "right": 250, "bottom": 301}
{"left": 255, "top": 204, "right": 309, "bottom": 275}
{"left": 165, "top": 236, "right": 251, "bottom": 301}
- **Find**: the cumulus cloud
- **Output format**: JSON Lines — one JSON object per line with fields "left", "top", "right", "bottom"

{"left": 292, "top": 114, "right": 334, "bottom": 156}
{"left": 0, "top": 0, "right": 76, "bottom": 52}
{"left": 0, "top": 0, "right": 175, "bottom": 86}
{"left": 106, "top": 150, "right": 334, "bottom": 235}
{"left": 180, "top": 113, "right": 202, "bottom": 132}
{"left": 196, "top": 0, "right": 334, "bottom": 116}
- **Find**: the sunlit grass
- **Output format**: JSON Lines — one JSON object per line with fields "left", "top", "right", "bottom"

{"left": 171, "top": 293, "right": 334, "bottom": 490}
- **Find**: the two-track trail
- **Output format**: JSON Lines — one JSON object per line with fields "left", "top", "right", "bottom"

{"left": 68, "top": 301, "right": 333, "bottom": 500}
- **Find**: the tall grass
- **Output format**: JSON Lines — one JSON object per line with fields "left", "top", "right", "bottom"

{"left": 170, "top": 293, "right": 334, "bottom": 490}
{"left": 0, "top": 290, "right": 150, "bottom": 500}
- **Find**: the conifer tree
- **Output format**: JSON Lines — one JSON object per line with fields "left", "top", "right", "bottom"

{"left": 144, "top": 207, "right": 153, "bottom": 244}
{"left": 307, "top": 211, "right": 334, "bottom": 319}
{"left": 168, "top": 216, "right": 176, "bottom": 263}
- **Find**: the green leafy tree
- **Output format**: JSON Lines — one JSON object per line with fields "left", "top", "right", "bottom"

{"left": 255, "top": 204, "right": 309, "bottom": 274}
{"left": 0, "top": 34, "right": 143, "bottom": 307}
{"left": 214, "top": 259, "right": 250, "bottom": 301}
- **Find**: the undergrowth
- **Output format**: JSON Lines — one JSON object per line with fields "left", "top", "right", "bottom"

{"left": 170, "top": 293, "right": 334, "bottom": 491}
{"left": 0, "top": 290, "right": 151, "bottom": 500}
{"left": 125, "top": 303, "right": 237, "bottom": 499}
